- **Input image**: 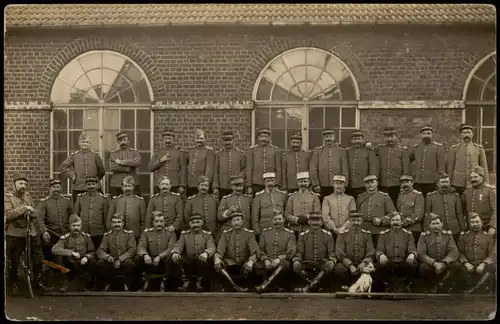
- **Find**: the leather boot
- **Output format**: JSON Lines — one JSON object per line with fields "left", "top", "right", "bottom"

{"left": 177, "top": 271, "right": 191, "bottom": 292}
{"left": 34, "top": 274, "right": 51, "bottom": 293}
{"left": 220, "top": 269, "right": 248, "bottom": 292}
{"left": 465, "top": 272, "right": 491, "bottom": 294}
{"left": 255, "top": 266, "right": 282, "bottom": 294}
{"left": 195, "top": 277, "right": 204, "bottom": 292}
{"left": 160, "top": 278, "right": 167, "bottom": 292}
{"left": 139, "top": 278, "right": 150, "bottom": 292}
{"left": 59, "top": 276, "right": 69, "bottom": 293}
{"left": 436, "top": 270, "right": 454, "bottom": 293}
{"left": 295, "top": 270, "right": 326, "bottom": 293}
{"left": 9, "top": 282, "right": 21, "bottom": 297}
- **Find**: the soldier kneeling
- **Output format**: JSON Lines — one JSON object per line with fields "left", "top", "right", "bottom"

{"left": 171, "top": 213, "right": 216, "bottom": 292}
{"left": 135, "top": 211, "right": 177, "bottom": 292}
{"left": 51, "top": 214, "right": 96, "bottom": 292}
{"left": 293, "top": 213, "right": 337, "bottom": 293}
{"left": 458, "top": 212, "right": 496, "bottom": 294}
{"left": 375, "top": 212, "right": 417, "bottom": 293}
{"left": 214, "top": 209, "right": 259, "bottom": 292}
{"left": 96, "top": 212, "right": 137, "bottom": 291}
{"left": 255, "top": 211, "right": 297, "bottom": 293}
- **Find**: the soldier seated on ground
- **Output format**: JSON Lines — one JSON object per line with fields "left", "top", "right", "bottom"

{"left": 135, "top": 211, "right": 177, "bottom": 292}
{"left": 416, "top": 213, "right": 460, "bottom": 294}
{"left": 171, "top": 213, "right": 216, "bottom": 292}
{"left": 292, "top": 213, "right": 336, "bottom": 293}
{"left": 51, "top": 214, "right": 96, "bottom": 292}
{"left": 96, "top": 212, "right": 137, "bottom": 292}
{"left": 457, "top": 213, "right": 496, "bottom": 294}
{"left": 214, "top": 209, "right": 260, "bottom": 292}
{"left": 375, "top": 212, "right": 417, "bottom": 293}
{"left": 254, "top": 211, "right": 297, "bottom": 293}
{"left": 334, "top": 212, "right": 376, "bottom": 290}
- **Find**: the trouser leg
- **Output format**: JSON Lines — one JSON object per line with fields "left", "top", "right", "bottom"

{"left": 91, "top": 236, "right": 103, "bottom": 250}
{"left": 95, "top": 259, "right": 112, "bottom": 290}
{"left": 6, "top": 236, "right": 25, "bottom": 286}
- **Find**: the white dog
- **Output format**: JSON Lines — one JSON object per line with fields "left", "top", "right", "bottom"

{"left": 348, "top": 262, "right": 376, "bottom": 293}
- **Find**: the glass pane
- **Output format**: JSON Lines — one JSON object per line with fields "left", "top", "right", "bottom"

{"left": 255, "top": 108, "right": 270, "bottom": 128}
{"left": 103, "top": 53, "right": 126, "bottom": 73}
{"left": 325, "top": 107, "right": 340, "bottom": 128}
{"left": 133, "top": 79, "right": 151, "bottom": 103}
{"left": 137, "top": 110, "right": 151, "bottom": 129}
{"left": 485, "top": 150, "right": 495, "bottom": 172}
{"left": 256, "top": 78, "right": 273, "bottom": 101}
{"left": 339, "top": 78, "right": 357, "bottom": 101}
{"left": 58, "top": 59, "right": 85, "bottom": 86}
{"left": 309, "top": 107, "right": 324, "bottom": 129}
{"left": 481, "top": 128, "right": 495, "bottom": 149}
{"left": 86, "top": 70, "right": 103, "bottom": 97}
{"left": 120, "top": 87, "right": 136, "bottom": 103}
{"left": 138, "top": 131, "right": 150, "bottom": 150}
{"left": 271, "top": 129, "right": 286, "bottom": 149}
{"left": 83, "top": 109, "right": 99, "bottom": 130}
{"left": 270, "top": 108, "right": 286, "bottom": 128}
{"left": 53, "top": 152, "right": 68, "bottom": 171}
{"left": 53, "top": 110, "right": 67, "bottom": 129}
{"left": 53, "top": 131, "right": 67, "bottom": 150}
{"left": 139, "top": 174, "right": 151, "bottom": 195}
{"left": 272, "top": 83, "right": 298, "bottom": 101}
{"left": 308, "top": 129, "right": 323, "bottom": 149}
{"left": 51, "top": 79, "right": 73, "bottom": 104}
{"left": 282, "top": 50, "right": 306, "bottom": 70}
{"left": 106, "top": 89, "right": 121, "bottom": 103}
{"left": 121, "top": 110, "right": 135, "bottom": 129}
{"left": 264, "top": 59, "right": 288, "bottom": 84}
{"left": 104, "top": 109, "right": 120, "bottom": 130}
{"left": 340, "top": 129, "right": 355, "bottom": 148}
{"left": 86, "top": 131, "right": 100, "bottom": 151}
{"left": 341, "top": 107, "right": 356, "bottom": 127}
{"left": 69, "top": 131, "right": 81, "bottom": 151}
{"left": 102, "top": 70, "right": 120, "bottom": 96}
{"left": 69, "top": 110, "right": 83, "bottom": 129}
{"left": 139, "top": 152, "right": 151, "bottom": 173}
{"left": 474, "top": 57, "right": 495, "bottom": 81}
{"left": 125, "top": 131, "right": 135, "bottom": 147}
{"left": 113, "top": 74, "right": 133, "bottom": 93}
{"left": 70, "top": 131, "right": 99, "bottom": 151}
{"left": 104, "top": 152, "right": 111, "bottom": 170}
{"left": 465, "top": 105, "right": 480, "bottom": 128}
{"left": 285, "top": 107, "right": 303, "bottom": 129}
{"left": 482, "top": 106, "right": 496, "bottom": 126}
{"left": 73, "top": 74, "right": 94, "bottom": 96}
{"left": 306, "top": 49, "right": 327, "bottom": 69}
{"left": 79, "top": 52, "right": 102, "bottom": 73}
{"left": 123, "top": 63, "right": 144, "bottom": 84}
{"left": 466, "top": 78, "right": 485, "bottom": 101}
{"left": 104, "top": 131, "right": 119, "bottom": 152}
{"left": 321, "top": 84, "right": 342, "bottom": 101}
{"left": 481, "top": 84, "right": 495, "bottom": 101}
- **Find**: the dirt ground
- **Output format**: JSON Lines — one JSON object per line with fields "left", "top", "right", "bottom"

{"left": 5, "top": 295, "right": 496, "bottom": 320}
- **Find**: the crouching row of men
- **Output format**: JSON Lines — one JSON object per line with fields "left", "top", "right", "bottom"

{"left": 52, "top": 205, "right": 496, "bottom": 294}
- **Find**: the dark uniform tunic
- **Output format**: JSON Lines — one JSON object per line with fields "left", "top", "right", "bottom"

{"left": 35, "top": 194, "right": 73, "bottom": 236}
{"left": 74, "top": 191, "right": 109, "bottom": 248}
{"left": 184, "top": 193, "right": 219, "bottom": 233}
{"left": 335, "top": 227, "right": 375, "bottom": 270}
{"left": 137, "top": 228, "right": 177, "bottom": 259}
{"left": 148, "top": 146, "right": 188, "bottom": 189}
{"left": 145, "top": 192, "right": 184, "bottom": 229}
{"left": 52, "top": 230, "right": 97, "bottom": 277}
{"left": 346, "top": 146, "right": 378, "bottom": 191}
{"left": 187, "top": 145, "right": 215, "bottom": 189}
{"left": 258, "top": 227, "right": 297, "bottom": 263}
{"left": 252, "top": 189, "right": 287, "bottom": 234}
{"left": 108, "top": 194, "right": 146, "bottom": 239}
{"left": 108, "top": 147, "right": 142, "bottom": 188}
{"left": 293, "top": 228, "right": 336, "bottom": 268}
{"left": 245, "top": 144, "right": 282, "bottom": 188}
{"left": 457, "top": 230, "right": 495, "bottom": 269}
{"left": 58, "top": 149, "right": 106, "bottom": 191}
{"left": 462, "top": 184, "right": 496, "bottom": 230}
{"left": 218, "top": 193, "right": 253, "bottom": 231}
{"left": 309, "top": 145, "right": 349, "bottom": 189}
{"left": 447, "top": 142, "right": 489, "bottom": 189}
{"left": 416, "top": 230, "right": 459, "bottom": 274}
{"left": 424, "top": 190, "right": 465, "bottom": 235}
{"left": 357, "top": 191, "right": 395, "bottom": 234}
{"left": 286, "top": 190, "right": 321, "bottom": 233}
{"left": 216, "top": 228, "right": 259, "bottom": 266}
{"left": 377, "top": 227, "right": 417, "bottom": 261}
{"left": 213, "top": 147, "right": 246, "bottom": 193}
{"left": 410, "top": 141, "right": 446, "bottom": 195}
{"left": 397, "top": 189, "right": 425, "bottom": 233}
{"left": 281, "top": 150, "right": 311, "bottom": 191}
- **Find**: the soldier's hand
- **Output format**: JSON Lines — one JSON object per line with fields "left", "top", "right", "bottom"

{"left": 406, "top": 254, "right": 415, "bottom": 265}
{"left": 313, "top": 185, "right": 321, "bottom": 193}
{"left": 178, "top": 186, "right": 185, "bottom": 196}
{"left": 107, "top": 256, "right": 115, "bottom": 263}
{"left": 214, "top": 258, "right": 222, "bottom": 272}
{"left": 246, "top": 187, "right": 253, "bottom": 196}
{"left": 476, "top": 263, "right": 486, "bottom": 274}
{"left": 230, "top": 205, "right": 240, "bottom": 212}
{"left": 70, "top": 173, "right": 77, "bottom": 182}
{"left": 167, "top": 226, "right": 175, "bottom": 232}
{"left": 264, "top": 259, "right": 273, "bottom": 270}
{"left": 292, "top": 261, "right": 301, "bottom": 273}
{"left": 198, "top": 252, "right": 208, "bottom": 263}
{"left": 372, "top": 217, "right": 381, "bottom": 226}
{"left": 434, "top": 262, "right": 445, "bottom": 274}
{"left": 213, "top": 188, "right": 219, "bottom": 197}
{"left": 333, "top": 228, "right": 341, "bottom": 235}
{"left": 282, "top": 189, "right": 288, "bottom": 195}
{"left": 80, "top": 257, "right": 88, "bottom": 265}
{"left": 144, "top": 254, "right": 152, "bottom": 265}
{"left": 464, "top": 262, "right": 475, "bottom": 273}
{"left": 487, "top": 227, "right": 496, "bottom": 237}
{"left": 172, "top": 253, "right": 182, "bottom": 263}
{"left": 324, "top": 260, "right": 335, "bottom": 272}
{"left": 159, "top": 155, "right": 169, "bottom": 163}
{"left": 72, "top": 251, "right": 81, "bottom": 259}
{"left": 242, "top": 260, "right": 254, "bottom": 276}
{"left": 379, "top": 254, "right": 389, "bottom": 265}
{"left": 42, "top": 232, "right": 51, "bottom": 244}
{"left": 114, "top": 159, "right": 122, "bottom": 165}
{"left": 114, "top": 259, "right": 121, "bottom": 269}
{"left": 25, "top": 205, "right": 35, "bottom": 214}
{"left": 272, "top": 258, "right": 281, "bottom": 268}
{"left": 349, "top": 264, "right": 358, "bottom": 275}
{"left": 153, "top": 256, "right": 161, "bottom": 266}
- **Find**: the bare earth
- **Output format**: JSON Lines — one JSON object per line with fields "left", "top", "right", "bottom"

{"left": 5, "top": 295, "right": 496, "bottom": 320}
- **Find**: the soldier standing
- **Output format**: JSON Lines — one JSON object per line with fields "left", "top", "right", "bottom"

{"left": 457, "top": 213, "right": 496, "bottom": 294}
{"left": 462, "top": 166, "right": 496, "bottom": 237}
{"left": 245, "top": 127, "right": 282, "bottom": 196}
{"left": 35, "top": 179, "right": 73, "bottom": 261}
{"left": 145, "top": 176, "right": 183, "bottom": 233}
{"left": 135, "top": 211, "right": 177, "bottom": 292}
{"left": 5, "top": 174, "right": 49, "bottom": 295}
{"left": 376, "top": 212, "right": 417, "bottom": 292}
{"left": 416, "top": 213, "right": 459, "bottom": 293}
{"left": 281, "top": 133, "right": 311, "bottom": 194}
{"left": 148, "top": 128, "right": 187, "bottom": 196}
{"left": 397, "top": 175, "right": 425, "bottom": 243}
{"left": 375, "top": 127, "right": 411, "bottom": 205}
{"left": 251, "top": 172, "right": 287, "bottom": 235}
{"left": 254, "top": 212, "right": 297, "bottom": 293}
{"left": 107, "top": 176, "right": 146, "bottom": 240}
{"left": 293, "top": 214, "right": 336, "bottom": 293}
{"left": 410, "top": 125, "right": 445, "bottom": 196}
{"left": 218, "top": 176, "right": 253, "bottom": 237}
{"left": 184, "top": 175, "right": 219, "bottom": 234}
{"left": 171, "top": 213, "right": 216, "bottom": 292}
{"left": 51, "top": 214, "right": 96, "bottom": 292}
{"left": 96, "top": 212, "right": 137, "bottom": 291}
{"left": 309, "top": 129, "right": 349, "bottom": 200}
{"left": 187, "top": 129, "right": 215, "bottom": 197}
{"left": 58, "top": 132, "right": 106, "bottom": 203}
{"left": 74, "top": 176, "right": 110, "bottom": 248}
{"left": 213, "top": 131, "right": 246, "bottom": 199}
{"left": 447, "top": 123, "right": 489, "bottom": 196}
{"left": 285, "top": 171, "right": 321, "bottom": 237}
{"left": 334, "top": 212, "right": 375, "bottom": 288}
{"left": 214, "top": 210, "right": 260, "bottom": 292}
{"left": 108, "top": 131, "right": 142, "bottom": 196}
{"left": 357, "top": 175, "right": 396, "bottom": 243}
{"left": 424, "top": 172, "right": 465, "bottom": 242}
{"left": 322, "top": 175, "right": 356, "bottom": 237}
{"left": 346, "top": 130, "right": 378, "bottom": 200}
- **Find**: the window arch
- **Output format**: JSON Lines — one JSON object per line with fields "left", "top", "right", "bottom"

{"left": 253, "top": 47, "right": 360, "bottom": 150}
{"left": 50, "top": 50, "right": 155, "bottom": 199}
{"left": 463, "top": 52, "right": 496, "bottom": 176}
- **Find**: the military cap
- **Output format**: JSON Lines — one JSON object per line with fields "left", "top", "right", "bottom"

{"left": 263, "top": 172, "right": 276, "bottom": 179}
{"left": 151, "top": 211, "right": 164, "bottom": 219}
{"left": 363, "top": 175, "right": 378, "bottom": 182}
{"left": 333, "top": 175, "right": 346, "bottom": 182}
{"left": 122, "top": 175, "right": 135, "bottom": 185}
{"left": 389, "top": 211, "right": 402, "bottom": 219}
{"left": 111, "top": 212, "right": 124, "bottom": 220}
{"left": 349, "top": 212, "right": 364, "bottom": 219}
{"left": 351, "top": 130, "right": 364, "bottom": 138}
{"left": 162, "top": 128, "right": 175, "bottom": 137}
{"left": 290, "top": 133, "right": 303, "bottom": 141}
{"left": 296, "top": 171, "right": 310, "bottom": 180}
{"left": 420, "top": 125, "right": 434, "bottom": 133}
{"left": 195, "top": 129, "right": 205, "bottom": 137}
{"left": 470, "top": 166, "right": 485, "bottom": 178}
{"left": 400, "top": 175, "right": 414, "bottom": 181}
{"left": 382, "top": 127, "right": 396, "bottom": 135}
{"left": 459, "top": 123, "right": 473, "bottom": 132}
{"left": 230, "top": 176, "right": 245, "bottom": 185}
{"left": 322, "top": 129, "right": 335, "bottom": 136}
{"left": 438, "top": 171, "right": 449, "bottom": 180}
{"left": 198, "top": 175, "right": 210, "bottom": 184}
{"left": 227, "top": 209, "right": 244, "bottom": 219}
{"left": 85, "top": 176, "right": 99, "bottom": 183}
{"left": 116, "top": 131, "right": 128, "bottom": 140}
{"left": 257, "top": 127, "right": 271, "bottom": 136}
{"left": 79, "top": 131, "right": 90, "bottom": 141}
{"left": 12, "top": 174, "right": 28, "bottom": 182}
{"left": 189, "top": 213, "right": 203, "bottom": 222}
{"left": 221, "top": 131, "right": 235, "bottom": 140}
{"left": 69, "top": 214, "right": 82, "bottom": 224}
{"left": 272, "top": 207, "right": 283, "bottom": 216}
{"left": 309, "top": 213, "right": 322, "bottom": 220}
{"left": 428, "top": 213, "right": 442, "bottom": 222}
{"left": 468, "top": 212, "right": 480, "bottom": 219}
{"left": 49, "top": 178, "right": 63, "bottom": 187}
{"left": 159, "top": 176, "right": 171, "bottom": 184}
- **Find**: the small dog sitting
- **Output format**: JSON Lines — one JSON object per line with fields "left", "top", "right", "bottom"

{"left": 348, "top": 262, "right": 376, "bottom": 293}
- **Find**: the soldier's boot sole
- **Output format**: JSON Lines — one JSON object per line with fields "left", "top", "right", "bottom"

{"left": 255, "top": 285, "right": 266, "bottom": 294}
{"left": 177, "top": 282, "right": 191, "bottom": 292}
{"left": 233, "top": 285, "right": 249, "bottom": 292}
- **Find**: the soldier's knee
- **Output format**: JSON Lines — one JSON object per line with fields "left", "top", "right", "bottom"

{"left": 334, "top": 263, "right": 347, "bottom": 274}
{"left": 279, "top": 260, "right": 291, "bottom": 270}
{"left": 123, "top": 258, "right": 134, "bottom": 267}
{"left": 96, "top": 259, "right": 107, "bottom": 267}
{"left": 485, "top": 264, "right": 496, "bottom": 274}
{"left": 418, "top": 263, "right": 433, "bottom": 275}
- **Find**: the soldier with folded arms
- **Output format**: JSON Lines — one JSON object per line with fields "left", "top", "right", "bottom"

{"left": 108, "top": 131, "right": 142, "bottom": 196}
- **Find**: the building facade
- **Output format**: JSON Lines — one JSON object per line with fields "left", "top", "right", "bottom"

{"left": 4, "top": 4, "right": 496, "bottom": 202}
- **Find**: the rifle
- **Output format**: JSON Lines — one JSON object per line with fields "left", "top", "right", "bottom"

{"left": 42, "top": 227, "right": 71, "bottom": 273}
{"left": 23, "top": 211, "right": 35, "bottom": 298}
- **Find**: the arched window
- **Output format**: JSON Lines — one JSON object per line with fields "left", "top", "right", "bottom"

{"left": 464, "top": 52, "right": 496, "bottom": 177}
{"left": 253, "top": 47, "right": 360, "bottom": 150}
{"left": 50, "top": 50, "right": 154, "bottom": 199}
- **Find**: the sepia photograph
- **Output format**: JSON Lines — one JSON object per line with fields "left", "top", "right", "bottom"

{"left": 3, "top": 3, "right": 496, "bottom": 320}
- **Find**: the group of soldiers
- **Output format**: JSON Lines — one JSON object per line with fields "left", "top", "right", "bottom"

{"left": 5, "top": 123, "right": 496, "bottom": 295}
